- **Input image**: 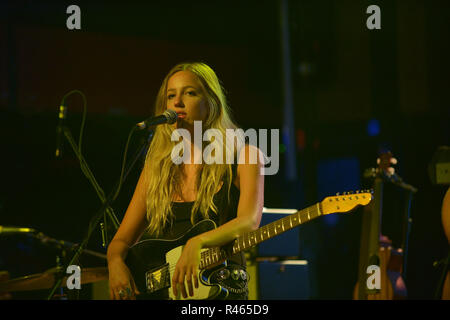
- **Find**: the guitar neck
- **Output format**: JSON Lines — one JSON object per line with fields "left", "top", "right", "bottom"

{"left": 199, "top": 203, "right": 322, "bottom": 269}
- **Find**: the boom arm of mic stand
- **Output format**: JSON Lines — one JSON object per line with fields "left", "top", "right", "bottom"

{"left": 63, "top": 126, "right": 121, "bottom": 230}
{"left": 47, "top": 125, "right": 152, "bottom": 300}
{"left": 35, "top": 232, "right": 107, "bottom": 259}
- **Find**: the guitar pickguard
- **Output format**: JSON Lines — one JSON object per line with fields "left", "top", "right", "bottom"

{"left": 166, "top": 246, "right": 224, "bottom": 300}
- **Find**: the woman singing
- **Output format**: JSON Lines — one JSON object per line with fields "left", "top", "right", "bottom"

{"left": 106, "top": 62, "right": 264, "bottom": 300}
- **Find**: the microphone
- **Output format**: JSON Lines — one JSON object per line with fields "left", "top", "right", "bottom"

{"left": 0, "top": 226, "right": 37, "bottom": 235}
{"left": 55, "top": 103, "right": 67, "bottom": 158}
{"left": 136, "top": 109, "right": 178, "bottom": 130}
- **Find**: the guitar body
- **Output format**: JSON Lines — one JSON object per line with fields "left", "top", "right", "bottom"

{"left": 353, "top": 240, "right": 407, "bottom": 300}
{"left": 125, "top": 219, "right": 228, "bottom": 300}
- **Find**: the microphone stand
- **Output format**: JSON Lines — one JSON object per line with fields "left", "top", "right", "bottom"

{"left": 47, "top": 124, "right": 153, "bottom": 300}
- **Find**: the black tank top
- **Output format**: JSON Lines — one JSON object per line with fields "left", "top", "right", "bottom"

{"left": 158, "top": 163, "right": 245, "bottom": 267}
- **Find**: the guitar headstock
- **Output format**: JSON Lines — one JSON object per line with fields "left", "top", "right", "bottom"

{"left": 377, "top": 151, "right": 397, "bottom": 178}
{"left": 364, "top": 151, "right": 398, "bottom": 180}
{"left": 321, "top": 190, "right": 373, "bottom": 215}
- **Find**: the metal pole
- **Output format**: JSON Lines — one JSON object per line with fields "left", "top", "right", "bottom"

{"left": 280, "top": 0, "right": 297, "bottom": 182}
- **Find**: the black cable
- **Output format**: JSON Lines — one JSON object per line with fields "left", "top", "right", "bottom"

{"left": 112, "top": 125, "right": 139, "bottom": 203}
{"left": 61, "top": 89, "right": 87, "bottom": 156}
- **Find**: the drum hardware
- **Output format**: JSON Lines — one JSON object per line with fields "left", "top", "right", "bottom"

{"left": 0, "top": 228, "right": 107, "bottom": 299}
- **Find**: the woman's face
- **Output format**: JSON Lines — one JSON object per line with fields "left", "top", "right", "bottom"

{"left": 166, "top": 70, "right": 208, "bottom": 128}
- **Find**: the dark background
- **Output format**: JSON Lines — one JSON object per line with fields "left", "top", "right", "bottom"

{"left": 0, "top": 0, "right": 449, "bottom": 299}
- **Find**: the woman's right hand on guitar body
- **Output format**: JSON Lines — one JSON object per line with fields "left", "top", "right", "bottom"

{"left": 108, "top": 257, "right": 140, "bottom": 300}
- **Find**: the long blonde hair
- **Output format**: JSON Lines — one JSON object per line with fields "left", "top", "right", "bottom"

{"left": 143, "top": 62, "right": 241, "bottom": 237}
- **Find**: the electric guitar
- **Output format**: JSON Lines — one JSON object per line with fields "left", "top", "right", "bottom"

{"left": 125, "top": 191, "right": 372, "bottom": 300}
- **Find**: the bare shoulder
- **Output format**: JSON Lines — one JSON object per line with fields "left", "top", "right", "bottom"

{"left": 237, "top": 144, "right": 266, "bottom": 166}
{"left": 235, "top": 144, "right": 265, "bottom": 188}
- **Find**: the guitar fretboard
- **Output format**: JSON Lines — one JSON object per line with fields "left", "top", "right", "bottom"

{"left": 199, "top": 203, "right": 322, "bottom": 269}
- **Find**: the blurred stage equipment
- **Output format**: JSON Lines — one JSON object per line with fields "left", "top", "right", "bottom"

{"left": 280, "top": 0, "right": 297, "bottom": 182}
{"left": 0, "top": 226, "right": 36, "bottom": 235}
{"left": 354, "top": 151, "right": 417, "bottom": 300}
{"left": 47, "top": 90, "right": 160, "bottom": 299}
{"left": 428, "top": 146, "right": 450, "bottom": 185}
{"left": 428, "top": 146, "right": 449, "bottom": 299}
{"left": 438, "top": 187, "right": 450, "bottom": 300}
{"left": 55, "top": 102, "right": 67, "bottom": 159}
{"left": 257, "top": 260, "right": 309, "bottom": 300}
{"left": 0, "top": 272, "right": 12, "bottom": 300}
{"left": 0, "top": 227, "right": 107, "bottom": 299}
{"left": 0, "top": 267, "right": 108, "bottom": 293}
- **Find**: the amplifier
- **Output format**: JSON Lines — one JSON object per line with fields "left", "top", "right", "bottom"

{"left": 257, "top": 207, "right": 300, "bottom": 257}
{"left": 258, "top": 260, "right": 310, "bottom": 300}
